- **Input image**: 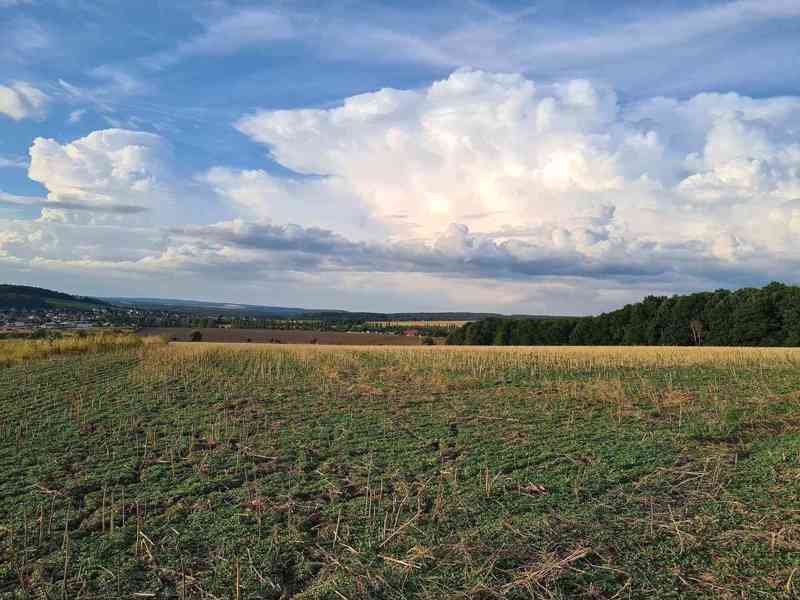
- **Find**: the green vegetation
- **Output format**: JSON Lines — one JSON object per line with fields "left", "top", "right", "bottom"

{"left": 2, "top": 342, "right": 800, "bottom": 598}
{"left": 117, "top": 299, "right": 507, "bottom": 333}
{"left": 0, "top": 285, "right": 109, "bottom": 310}
{"left": 449, "top": 281, "right": 800, "bottom": 346}
{"left": 137, "top": 317, "right": 460, "bottom": 339}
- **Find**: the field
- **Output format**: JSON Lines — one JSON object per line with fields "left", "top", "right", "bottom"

{"left": 137, "top": 327, "right": 426, "bottom": 345}
{"left": 364, "top": 321, "right": 469, "bottom": 329}
{"left": 2, "top": 342, "right": 800, "bottom": 599}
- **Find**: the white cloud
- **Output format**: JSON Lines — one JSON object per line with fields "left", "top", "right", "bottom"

{"left": 0, "top": 81, "right": 47, "bottom": 120}
{"left": 68, "top": 109, "right": 86, "bottom": 124}
{"left": 27, "top": 128, "right": 171, "bottom": 213}
{"left": 58, "top": 66, "right": 149, "bottom": 114}
{"left": 0, "top": 216, "right": 166, "bottom": 269}
{"left": 201, "top": 167, "right": 379, "bottom": 239}
{"left": 147, "top": 8, "right": 295, "bottom": 69}
{"left": 236, "top": 71, "right": 629, "bottom": 237}
{"left": 1, "top": 17, "right": 50, "bottom": 63}
{"left": 491, "top": 0, "right": 800, "bottom": 70}
{"left": 182, "top": 8, "right": 294, "bottom": 54}
{"left": 0, "top": 155, "right": 27, "bottom": 168}
{"left": 234, "top": 70, "right": 800, "bottom": 253}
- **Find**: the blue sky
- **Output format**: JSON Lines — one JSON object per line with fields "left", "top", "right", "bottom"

{"left": 1, "top": 0, "right": 800, "bottom": 313}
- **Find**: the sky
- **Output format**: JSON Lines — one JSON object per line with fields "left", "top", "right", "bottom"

{"left": 1, "top": 0, "right": 800, "bottom": 314}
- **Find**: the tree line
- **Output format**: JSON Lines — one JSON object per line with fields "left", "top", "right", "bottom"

{"left": 447, "top": 282, "right": 800, "bottom": 346}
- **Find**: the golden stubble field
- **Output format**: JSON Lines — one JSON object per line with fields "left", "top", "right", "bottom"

{"left": 173, "top": 340, "right": 800, "bottom": 368}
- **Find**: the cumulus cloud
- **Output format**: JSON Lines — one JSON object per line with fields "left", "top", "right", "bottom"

{"left": 0, "top": 216, "right": 166, "bottom": 271}
{"left": 235, "top": 72, "right": 629, "bottom": 237}
{"left": 201, "top": 167, "right": 378, "bottom": 239}
{"left": 0, "top": 81, "right": 47, "bottom": 120}
{"left": 232, "top": 69, "right": 800, "bottom": 265}
{"left": 27, "top": 128, "right": 171, "bottom": 213}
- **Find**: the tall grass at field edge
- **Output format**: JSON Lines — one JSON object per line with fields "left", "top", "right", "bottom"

{"left": 0, "top": 333, "right": 162, "bottom": 366}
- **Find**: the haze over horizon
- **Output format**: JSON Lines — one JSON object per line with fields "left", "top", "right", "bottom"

{"left": 2, "top": 1, "right": 800, "bottom": 315}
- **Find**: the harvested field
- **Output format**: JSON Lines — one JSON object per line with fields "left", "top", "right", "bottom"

{"left": 137, "top": 326, "right": 426, "bottom": 345}
{"left": 3, "top": 340, "right": 800, "bottom": 598}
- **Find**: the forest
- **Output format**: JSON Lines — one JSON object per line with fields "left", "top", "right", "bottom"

{"left": 0, "top": 285, "right": 108, "bottom": 310}
{"left": 447, "top": 282, "right": 800, "bottom": 346}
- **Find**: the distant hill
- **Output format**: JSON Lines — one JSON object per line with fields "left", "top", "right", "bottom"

{"left": 1, "top": 287, "right": 555, "bottom": 320}
{"left": 104, "top": 297, "right": 345, "bottom": 317}
{"left": 0, "top": 285, "right": 109, "bottom": 310}
{"left": 102, "top": 296, "right": 543, "bottom": 321}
